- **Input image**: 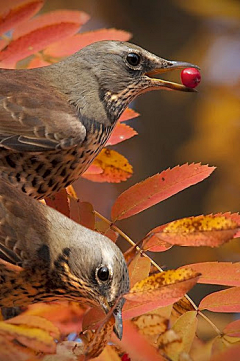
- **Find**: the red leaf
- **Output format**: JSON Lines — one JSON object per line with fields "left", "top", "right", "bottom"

{"left": 199, "top": 287, "right": 240, "bottom": 312}
{"left": 69, "top": 198, "right": 95, "bottom": 230}
{"left": 184, "top": 262, "right": 240, "bottom": 286}
{"left": 45, "top": 189, "right": 70, "bottom": 218}
{"left": 106, "top": 123, "right": 137, "bottom": 146}
{"left": 111, "top": 163, "right": 215, "bottom": 221}
{"left": 0, "top": 0, "right": 44, "bottom": 35}
{"left": 43, "top": 28, "right": 131, "bottom": 58}
{"left": 119, "top": 108, "right": 140, "bottom": 122}
{"left": 0, "top": 10, "right": 89, "bottom": 67}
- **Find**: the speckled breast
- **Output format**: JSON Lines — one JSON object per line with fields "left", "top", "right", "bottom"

{"left": 0, "top": 126, "right": 112, "bottom": 199}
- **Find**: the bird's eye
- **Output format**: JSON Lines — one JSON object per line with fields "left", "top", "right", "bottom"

{"left": 126, "top": 53, "right": 141, "bottom": 67}
{"left": 97, "top": 266, "right": 110, "bottom": 282}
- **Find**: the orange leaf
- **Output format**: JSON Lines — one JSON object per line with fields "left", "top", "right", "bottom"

{"left": 25, "top": 303, "right": 85, "bottom": 334}
{"left": 224, "top": 319, "right": 240, "bottom": 337}
{"left": 145, "top": 215, "right": 238, "bottom": 248}
{"left": 199, "top": 287, "right": 240, "bottom": 312}
{"left": 128, "top": 254, "right": 151, "bottom": 288}
{"left": 0, "top": 0, "right": 44, "bottom": 35}
{"left": 69, "top": 198, "right": 95, "bottom": 230}
{"left": 0, "top": 10, "right": 90, "bottom": 67}
{"left": 82, "top": 148, "right": 133, "bottom": 183}
{"left": 83, "top": 163, "right": 103, "bottom": 175}
{"left": 183, "top": 262, "right": 240, "bottom": 286}
{"left": 210, "top": 344, "right": 240, "bottom": 361}
{"left": 123, "top": 269, "right": 200, "bottom": 319}
{"left": 27, "top": 56, "right": 50, "bottom": 68}
{"left": 143, "top": 225, "right": 173, "bottom": 252}
{"left": 95, "top": 220, "right": 119, "bottom": 242}
{"left": 116, "top": 320, "right": 165, "bottom": 361}
{"left": 95, "top": 345, "right": 121, "bottom": 361}
{"left": 106, "top": 123, "right": 137, "bottom": 146}
{"left": 43, "top": 28, "right": 131, "bottom": 58}
{"left": 118, "top": 107, "right": 140, "bottom": 122}
{"left": 45, "top": 188, "right": 70, "bottom": 217}
{"left": 111, "top": 163, "right": 215, "bottom": 221}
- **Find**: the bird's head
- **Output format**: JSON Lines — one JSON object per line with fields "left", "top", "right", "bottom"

{"left": 64, "top": 40, "right": 199, "bottom": 124}
{"left": 66, "top": 229, "right": 129, "bottom": 340}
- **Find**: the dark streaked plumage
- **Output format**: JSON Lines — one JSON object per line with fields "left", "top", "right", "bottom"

{"left": 0, "top": 40, "right": 198, "bottom": 199}
{"left": 0, "top": 180, "right": 129, "bottom": 339}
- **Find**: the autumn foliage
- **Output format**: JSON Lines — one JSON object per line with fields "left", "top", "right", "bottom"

{"left": 0, "top": 1, "right": 240, "bottom": 361}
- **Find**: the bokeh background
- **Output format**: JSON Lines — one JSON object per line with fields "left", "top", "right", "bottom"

{"left": 43, "top": 0, "right": 240, "bottom": 336}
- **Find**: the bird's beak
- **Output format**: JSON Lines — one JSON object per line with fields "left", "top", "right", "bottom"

{"left": 113, "top": 309, "right": 123, "bottom": 340}
{"left": 102, "top": 300, "right": 123, "bottom": 340}
{"left": 145, "top": 59, "right": 200, "bottom": 92}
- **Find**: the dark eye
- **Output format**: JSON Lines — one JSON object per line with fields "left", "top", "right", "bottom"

{"left": 97, "top": 266, "right": 110, "bottom": 282}
{"left": 126, "top": 53, "right": 141, "bottom": 67}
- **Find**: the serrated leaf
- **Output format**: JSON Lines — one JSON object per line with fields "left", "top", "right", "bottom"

{"left": 183, "top": 262, "right": 240, "bottom": 286}
{"left": 106, "top": 123, "right": 137, "bottom": 146}
{"left": 111, "top": 163, "right": 215, "bottom": 221}
{"left": 0, "top": 10, "right": 89, "bottom": 67}
{"left": 145, "top": 215, "right": 238, "bottom": 249}
{"left": 199, "top": 287, "right": 240, "bottom": 312}
{"left": 82, "top": 148, "right": 133, "bottom": 183}
{"left": 123, "top": 269, "right": 200, "bottom": 319}
{"left": 43, "top": 28, "right": 131, "bottom": 58}
{"left": 118, "top": 107, "right": 140, "bottom": 122}
{"left": 0, "top": 0, "right": 44, "bottom": 35}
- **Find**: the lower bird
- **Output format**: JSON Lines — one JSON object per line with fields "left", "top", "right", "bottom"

{"left": 0, "top": 180, "right": 129, "bottom": 340}
{"left": 0, "top": 40, "right": 198, "bottom": 199}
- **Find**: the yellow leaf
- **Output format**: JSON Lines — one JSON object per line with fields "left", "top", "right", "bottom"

{"left": 168, "top": 311, "right": 198, "bottom": 361}
{"left": 127, "top": 268, "right": 200, "bottom": 301}
{"left": 164, "top": 215, "right": 237, "bottom": 233}
{"left": 82, "top": 148, "right": 133, "bottom": 183}
{"left": 0, "top": 321, "right": 56, "bottom": 353}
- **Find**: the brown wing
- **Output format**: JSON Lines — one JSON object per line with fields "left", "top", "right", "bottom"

{"left": 0, "top": 68, "right": 86, "bottom": 152}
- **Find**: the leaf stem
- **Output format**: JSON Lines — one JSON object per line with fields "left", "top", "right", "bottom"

{"left": 94, "top": 209, "right": 222, "bottom": 336}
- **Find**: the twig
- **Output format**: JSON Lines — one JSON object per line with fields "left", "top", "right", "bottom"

{"left": 94, "top": 209, "right": 222, "bottom": 336}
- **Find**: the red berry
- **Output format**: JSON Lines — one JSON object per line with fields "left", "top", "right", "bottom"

{"left": 181, "top": 68, "right": 201, "bottom": 88}
{"left": 121, "top": 354, "right": 131, "bottom": 361}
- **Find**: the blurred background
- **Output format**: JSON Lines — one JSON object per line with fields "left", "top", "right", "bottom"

{"left": 43, "top": 0, "right": 240, "bottom": 334}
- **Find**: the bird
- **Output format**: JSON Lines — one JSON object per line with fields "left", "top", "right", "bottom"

{"left": 0, "top": 40, "right": 198, "bottom": 199}
{"left": 0, "top": 179, "right": 129, "bottom": 340}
